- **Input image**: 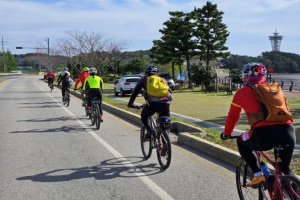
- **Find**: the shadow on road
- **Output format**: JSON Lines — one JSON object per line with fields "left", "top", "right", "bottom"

{"left": 10, "top": 125, "right": 87, "bottom": 134}
{"left": 16, "top": 157, "right": 164, "bottom": 182}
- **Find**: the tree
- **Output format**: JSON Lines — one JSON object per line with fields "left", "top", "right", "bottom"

{"left": 155, "top": 11, "right": 198, "bottom": 88}
{"left": 121, "top": 58, "right": 145, "bottom": 75}
{"left": 190, "top": 63, "right": 214, "bottom": 88}
{"left": 55, "top": 30, "right": 128, "bottom": 77}
{"left": 193, "top": 1, "right": 230, "bottom": 69}
{"left": 0, "top": 51, "right": 17, "bottom": 73}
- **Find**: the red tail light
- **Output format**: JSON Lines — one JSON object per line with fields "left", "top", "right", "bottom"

{"left": 124, "top": 82, "right": 130, "bottom": 85}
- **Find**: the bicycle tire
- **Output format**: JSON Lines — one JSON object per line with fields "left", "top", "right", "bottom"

{"left": 280, "top": 174, "right": 300, "bottom": 199}
{"left": 236, "top": 157, "right": 264, "bottom": 200}
{"left": 156, "top": 130, "right": 171, "bottom": 170}
{"left": 90, "top": 105, "right": 95, "bottom": 126}
{"left": 85, "top": 104, "right": 89, "bottom": 117}
{"left": 140, "top": 126, "right": 152, "bottom": 159}
{"left": 66, "top": 93, "right": 70, "bottom": 107}
{"left": 94, "top": 104, "right": 100, "bottom": 130}
{"left": 50, "top": 84, "right": 53, "bottom": 92}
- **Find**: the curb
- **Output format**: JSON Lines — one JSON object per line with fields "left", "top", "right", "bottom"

{"left": 177, "top": 133, "right": 240, "bottom": 167}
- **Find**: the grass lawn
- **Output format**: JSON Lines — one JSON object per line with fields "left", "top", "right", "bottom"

{"left": 104, "top": 83, "right": 300, "bottom": 144}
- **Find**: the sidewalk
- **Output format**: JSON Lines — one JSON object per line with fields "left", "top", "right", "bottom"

{"left": 111, "top": 96, "right": 300, "bottom": 155}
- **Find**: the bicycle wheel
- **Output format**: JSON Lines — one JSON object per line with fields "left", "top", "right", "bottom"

{"left": 66, "top": 93, "right": 70, "bottom": 106}
{"left": 50, "top": 84, "right": 53, "bottom": 92}
{"left": 85, "top": 104, "right": 89, "bottom": 117}
{"left": 90, "top": 105, "right": 96, "bottom": 126}
{"left": 280, "top": 175, "right": 300, "bottom": 199}
{"left": 94, "top": 104, "right": 100, "bottom": 130}
{"left": 156, "top": 130, "right": 171, "bottom": 170}
{"left": 236, "top": 157, "right": 264, "bottom": 200}
{"left": 140, "top": 126, "right": 152, "bottom": 159}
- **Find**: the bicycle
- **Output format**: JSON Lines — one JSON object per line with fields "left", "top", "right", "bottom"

{"left": 48, "top": 79, "right": 54, "bottom": 92}
{"left": 223, "top": 135, "right": 300, "bottom": 200}
{"left": 79, "top": 88, "right": 89, "bottom": 117}
{"left": 133, "top": 104, "right": 172, "bottom": 170}
{"left": 63, "top": 87, "right": 70, "bottom": 107}
{"left": 89, "top": 97, "right": 102, "bottom": 130}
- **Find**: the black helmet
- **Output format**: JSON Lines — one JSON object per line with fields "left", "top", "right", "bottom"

{"left": 144, "top": 65, "right": 158, "bottom": 75}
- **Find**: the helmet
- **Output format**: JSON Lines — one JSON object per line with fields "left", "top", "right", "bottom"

{"left": 243, "top": 62, "right": 267, "bottom": 84}
{"left": 90, "top": 68, "right": 97, "bottom": 75}
{"left": 242, "top": 62, "right": 267, "bottom": 76}
{"left": 63, "top": 67, "right": 68, "bottom": 72}
{"left": 144, "top": 65, "right": 158, "bottom": 75}
{"left": 83, "top": 67, "right": 89, "bottom": 72}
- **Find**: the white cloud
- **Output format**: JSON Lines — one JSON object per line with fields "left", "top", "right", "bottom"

{"left": 1, "top": 0, "right": 299, "bottom": 56}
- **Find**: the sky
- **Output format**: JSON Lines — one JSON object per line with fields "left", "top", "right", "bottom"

{"left": 1, "top": 0, "right": 300, "bottom": 57}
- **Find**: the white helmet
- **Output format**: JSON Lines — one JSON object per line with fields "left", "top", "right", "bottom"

{"left": 90, "top": 68, "right": 97, "bottom": 75}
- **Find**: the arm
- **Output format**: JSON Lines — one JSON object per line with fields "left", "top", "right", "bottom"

{"left": 74, "top": 78, "right": 81, "bottom": 90}
{"left": 100, "top": 78, "right": 104, "bottom": 91}
{"left": 224, "top": 104, "right": 242, "bottom": 136}
{"left": 82, "top": 78, "right": 88, "bottom": 91}
{"left": 57, "top": 75, "right": 62, "bottom": 86}
{"left": 224, "top": 90, "right": 243, "bottom": 136}
{"left": 128, "top": 78, "right": 144, "bottom": 106}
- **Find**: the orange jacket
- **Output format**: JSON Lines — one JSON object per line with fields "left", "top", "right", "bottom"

{"left": 74, "top": 71, "right": 90, "bottom": 89}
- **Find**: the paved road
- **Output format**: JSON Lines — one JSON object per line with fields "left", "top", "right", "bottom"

{"left": 0, "top": 75, "right": 239, "bottom": 200}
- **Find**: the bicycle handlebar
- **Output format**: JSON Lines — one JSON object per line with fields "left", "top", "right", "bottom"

{"left": 220, "top": 132, "right": 240, "bottom": 140}
{"left": 130, "top": 104, "right": 145, "bottom": 110}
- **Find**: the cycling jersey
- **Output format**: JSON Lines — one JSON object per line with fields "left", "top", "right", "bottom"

{"left": 224, "top": 84, "right": 293, "bottom": 137}
{"left": 46, "top": 71, "right": 55, "bottom": 79}
{"left": 82, "top": 75, "right": 104, "bottom": 91}
{"left": 74, "top": 71, "right": 90, "bottom": 89}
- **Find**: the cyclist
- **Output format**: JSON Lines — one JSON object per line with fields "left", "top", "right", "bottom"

{"left": 46, "top": 69, "right": 55, "bottom": 87}
{"left": 57, "top": 67, "right": 73, "bottom": 101}
{"left": 220, "top": 62, "right": 295, "bottom": 186}
{"left": 82, "top": 68, "right": 104, "bottom": 122}
{"left": 74, "top": 67, "right": 90, "bottom": 106}
{"left": 127, "top": 65, "right": 173, "bottom": 138}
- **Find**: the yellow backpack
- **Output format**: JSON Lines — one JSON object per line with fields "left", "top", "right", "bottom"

{"left": 146, "top": 75, "right": 169, "bottom": 97}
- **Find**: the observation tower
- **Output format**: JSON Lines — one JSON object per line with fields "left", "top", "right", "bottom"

{"left": 269, "top": 30, "right": 283, "bottom": 51}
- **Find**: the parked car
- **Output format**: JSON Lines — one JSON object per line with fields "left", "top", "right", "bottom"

{"left": 114, "top": 76, "right": 142, "bottom": 97}
{"left": 158, "top": 72, "right": 175, "bottom": 90}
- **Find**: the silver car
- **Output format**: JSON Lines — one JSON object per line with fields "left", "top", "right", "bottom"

{"left": 114, "top": 76, "right": 142, "bottom": 96}
{"left": 158, "top": 72, "right": 175, "bottom": 90}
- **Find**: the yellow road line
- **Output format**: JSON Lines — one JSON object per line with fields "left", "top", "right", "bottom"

{"left": 0, "top": 79, "right": 10, "bottom": 87}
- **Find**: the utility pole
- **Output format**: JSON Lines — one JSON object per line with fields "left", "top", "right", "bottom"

{"left": 1, "top": 36, "right": 6, "bottom": 73}
{"left": 46, "top": 38, "right": 50, "bottom": 70}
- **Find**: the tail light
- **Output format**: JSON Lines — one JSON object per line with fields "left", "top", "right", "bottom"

{"left": 124, "top": 82, "right": 130, "bottom": 85}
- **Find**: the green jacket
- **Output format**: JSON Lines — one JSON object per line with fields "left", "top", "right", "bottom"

{"left": 83, "top": 75, "right": 104, "bottom": 91}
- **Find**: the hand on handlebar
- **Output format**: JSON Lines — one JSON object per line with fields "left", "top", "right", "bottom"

{"left": 127, "top": 104, "right": 145, "bottom": 110}
{"left": 220, "top": 132, "right": 230, "bottom": 140}
{"left": 127, "top": 104, "right": 135, "bottom": 108}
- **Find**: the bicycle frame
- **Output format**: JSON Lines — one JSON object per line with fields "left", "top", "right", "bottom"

{"left": 255, "top": 150, "right": 282, "bottom": 199}
{"left": 245, "top": 147, "right": 300, "bottom": 200}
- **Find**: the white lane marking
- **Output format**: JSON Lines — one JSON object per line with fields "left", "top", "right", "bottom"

{"left": 33, "top": 79, "right": 174, "bottom": 200}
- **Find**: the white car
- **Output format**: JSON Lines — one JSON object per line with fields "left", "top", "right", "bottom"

{"left": 114, "top": 76, "right": 142, "bottom": 96}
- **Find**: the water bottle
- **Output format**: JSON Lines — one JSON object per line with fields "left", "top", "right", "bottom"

{"left": 260, "top": 162, "right": 271, "bottom": 178}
